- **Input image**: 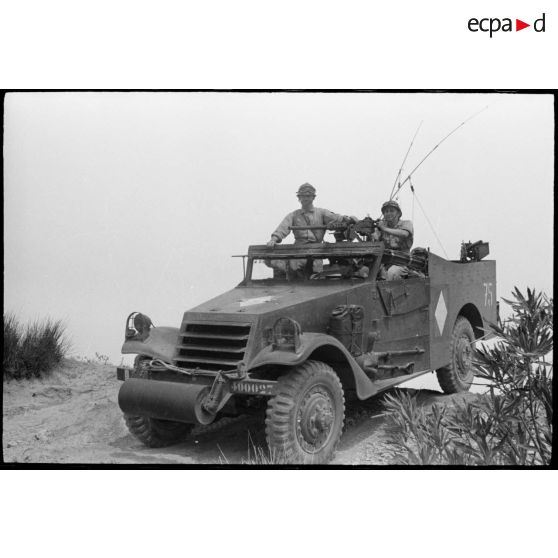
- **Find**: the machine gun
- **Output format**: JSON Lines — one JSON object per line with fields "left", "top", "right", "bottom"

{"left": 460, "top": 240, "right": 490, "bottom": 262}
{"left": 289, "top": 216, "right": 380, "bottom": 242}
{"left": 288, "top": 218, "right": 428, "bottom": 275}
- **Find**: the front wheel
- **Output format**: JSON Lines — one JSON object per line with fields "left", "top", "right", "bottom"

{"left": 265, "top": 361, "right": 345, "bottom": 464}
{"left": 436, "top": 316, "right": 476, "bottom": 394}
{"left": 124, "top": 415, "right": 193, "bottom": 448}
{"left": 124, "top": 354, "right": 194, "bottom": 447}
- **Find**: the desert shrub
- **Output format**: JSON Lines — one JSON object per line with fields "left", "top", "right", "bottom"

{"left": 3, "top": 313, "right": 70, "bottom": 380}
{"left": 384, "top": 288, "right": 553, "bottom": 466}
{"left": 94, "top": 352, "right": 110, "bottom": 364}
{"left": 4, "top": 313, "right": 22, "bottom": 375}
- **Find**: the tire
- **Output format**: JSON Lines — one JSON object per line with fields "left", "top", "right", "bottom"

{"left": 124, "top": 355, "right": 193, "bottom": 448}
{"left": 124, "top": 414, "right": 193, "bottom": 448}
{"left": 265, "top": 360, "right": 345, "bottom": 464}
{"left": 436, "top": 316, "right": 476, "bottom": 394}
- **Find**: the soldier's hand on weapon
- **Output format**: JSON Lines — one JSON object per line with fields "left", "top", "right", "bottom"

{"left": 267, "top": 238, "right": 277, "bottom": 247}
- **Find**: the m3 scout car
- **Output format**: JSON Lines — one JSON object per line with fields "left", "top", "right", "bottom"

{"left": 116, "top": 224, "right": 497, "bottom": 464}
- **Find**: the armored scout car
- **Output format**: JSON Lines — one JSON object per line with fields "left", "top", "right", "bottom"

{"left": 116, "top": 221, "right": 497, "bottom": 464}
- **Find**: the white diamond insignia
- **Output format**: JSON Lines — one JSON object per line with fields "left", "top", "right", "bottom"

{"left": 435, "top": 291, "right": 448, "bottom": 335}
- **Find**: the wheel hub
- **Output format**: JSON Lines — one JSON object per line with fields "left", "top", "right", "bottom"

{"left": 456, "top": 335, "right": 472, "bottom": 379}
{"left": 297, "top": 387, "right": 335, "bottom": 452}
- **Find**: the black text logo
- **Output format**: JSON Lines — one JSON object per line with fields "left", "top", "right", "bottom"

{"left": 468, "top": 13, "right": 546, "bottom": 37}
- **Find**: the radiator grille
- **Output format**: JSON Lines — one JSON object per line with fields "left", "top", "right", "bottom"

{"left": 174, "top": 322, "right": 252, "bottom": 372}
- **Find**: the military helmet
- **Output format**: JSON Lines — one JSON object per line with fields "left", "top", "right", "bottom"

{"left": 296, "top": 182, "right": 316, "bottom": 196}
{"left": 381, "top": 200, "right": 402, "bottom": 215}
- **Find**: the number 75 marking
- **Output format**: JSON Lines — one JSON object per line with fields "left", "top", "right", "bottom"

{"left": 483, "top": 282, "right": 493, "bottom": 307}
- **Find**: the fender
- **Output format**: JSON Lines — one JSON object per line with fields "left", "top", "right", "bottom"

{"left": 248, "top": 332, "right": 378, "bottom": 400}
{"left": 121, "top": 326, "right": 179, "bottom": 362}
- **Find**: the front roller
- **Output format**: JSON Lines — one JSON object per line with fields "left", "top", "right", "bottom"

{"left": 118, "top": 378, "right": 215, "bottom": 426}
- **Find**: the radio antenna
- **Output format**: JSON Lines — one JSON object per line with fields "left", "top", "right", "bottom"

{"left": 390, "top": 121, "right": 423, "bottom": 200}
{"left": 390, "top": 105, "right": 488, "bottom": 200}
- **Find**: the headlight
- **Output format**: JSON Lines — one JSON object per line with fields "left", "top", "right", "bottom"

{"left": 125, "top": 312, "right": 153, "bottom": 340}
{"left": 272, "top": 317, "right": 302, "bottom": 352}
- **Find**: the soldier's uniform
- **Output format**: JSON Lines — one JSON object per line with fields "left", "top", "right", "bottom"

{"left": 271, "top": 207, "right": 345, "bottom": 245}
{"left": 377, "top": 219, "right": 414, "bottom": 252}
{"left": 267, "top": 183, "right": 345, "bottom": 277}
{"left": 376, "top": 201, "right": 414, "bottom": 280}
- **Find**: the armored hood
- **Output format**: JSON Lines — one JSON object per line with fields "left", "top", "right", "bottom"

{"left": 188, "top": 282, "right": 362, "bottom": 317}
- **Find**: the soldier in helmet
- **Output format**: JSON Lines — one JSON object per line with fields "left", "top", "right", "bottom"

{"left": 267, "top": 183, "right": 349, "bottom": 246}
{"left": 374, "top": 200, "right": 414, "bottom": 280}
{"left": 266, "top": 183, "right": 352, "bottom": 277}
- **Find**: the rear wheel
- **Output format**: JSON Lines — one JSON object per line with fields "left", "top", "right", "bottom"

{"left": 436, "top": 316, "right": 476, "bottom": 394}
{"left": 124, "top": 355, "right": 194, "bottom": 447}
{"left": 265, "top": 360, "right": 345, "bottom": 464}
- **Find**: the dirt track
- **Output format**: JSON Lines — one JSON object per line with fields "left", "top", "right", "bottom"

{"left": 2, "top": 359, "right": 475, "bottom": 465}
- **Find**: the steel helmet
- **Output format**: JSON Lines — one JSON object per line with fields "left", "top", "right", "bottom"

{"left": 381, "top": 200, "right": 402, "bottom": 215}
{"left": 296, "top": 182, "right": 316, "bottom": 196}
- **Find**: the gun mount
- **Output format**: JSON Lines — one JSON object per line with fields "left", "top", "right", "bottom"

{"left": 245, "top": 241, "right": 428, "bottom": 282}
{"left": 460, "top": 240, "right": 490, "bottom": 262}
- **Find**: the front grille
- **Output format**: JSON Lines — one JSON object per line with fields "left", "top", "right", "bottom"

{"left": 174, "top": 322, "right": 252, "bottom": 372}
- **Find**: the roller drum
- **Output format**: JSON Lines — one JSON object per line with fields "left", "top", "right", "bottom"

{"left": 118, "top": 378, "right": 214, "bottom": 425}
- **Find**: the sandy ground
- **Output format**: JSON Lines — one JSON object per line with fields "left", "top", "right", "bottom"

{"left": 2, "top": 359, "right": 477, "bottom": 465}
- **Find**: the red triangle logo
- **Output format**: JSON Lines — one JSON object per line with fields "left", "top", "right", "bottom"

{"left": 516, "top": 19, "right": 530, "bottom": 31}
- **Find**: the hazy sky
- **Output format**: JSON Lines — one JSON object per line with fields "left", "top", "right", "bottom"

{"left": 4, "top": 92, "right": 554, "bottom": 363}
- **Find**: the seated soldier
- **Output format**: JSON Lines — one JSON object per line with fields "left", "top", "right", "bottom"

{"left": 374, "top": 200, "right": 414, "bottom": 280}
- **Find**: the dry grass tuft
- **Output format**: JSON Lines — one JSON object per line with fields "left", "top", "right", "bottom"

{"left": 3, "top": 313, "right": 70, "bottom": 380}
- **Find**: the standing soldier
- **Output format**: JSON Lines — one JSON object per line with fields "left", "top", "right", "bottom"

{"left": 375, "top": 200, "right": 414, "bottom": 280}
{"left": 267, "top": 183, "right": 348, "bottom": 246}
{"left": 266, "top": 183, "right": 351, "bottom": 277}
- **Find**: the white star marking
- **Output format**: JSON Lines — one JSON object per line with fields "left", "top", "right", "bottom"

{"left": 239, "top": 295, "right": 275, "bottom": 307}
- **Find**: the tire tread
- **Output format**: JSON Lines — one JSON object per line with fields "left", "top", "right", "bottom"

{"left": 436, "top": 316, "right": 475, "bottom": 394}
{"left": 265, "top": 360, "right": 345, "bottom": 464}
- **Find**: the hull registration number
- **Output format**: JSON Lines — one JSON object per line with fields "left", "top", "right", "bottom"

{"left": 230, "top": 380, "right": 276, "bottom": 395}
